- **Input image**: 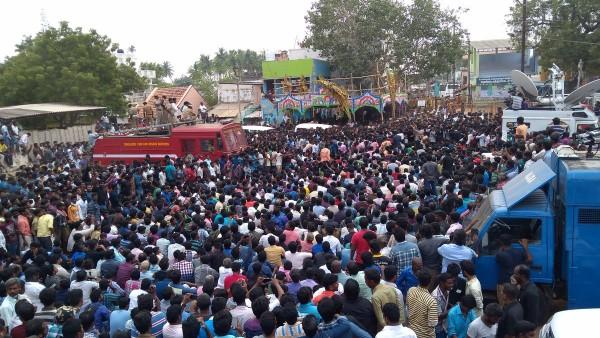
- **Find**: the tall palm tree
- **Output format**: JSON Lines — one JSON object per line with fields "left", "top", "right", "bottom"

{"left": 214, "top": 48, "right": 228, "bottom": 80}
{"left": 162, "top": 61, "right": 174, "bottom": 82}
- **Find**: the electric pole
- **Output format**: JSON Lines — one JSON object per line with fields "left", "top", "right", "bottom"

{"left": 521, "top": 0, "right": 527, "bottom": 72}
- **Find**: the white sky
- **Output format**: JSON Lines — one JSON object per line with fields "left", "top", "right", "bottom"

{"left": 0, "top": 0, "right": 513, "bottom": 77}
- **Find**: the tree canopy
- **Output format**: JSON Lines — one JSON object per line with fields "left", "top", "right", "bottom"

{"left": 0, "top": 21, "right": 146, "bottom": 112}
{"left": 302, "top": 0, "right": 465, "bottom": 83}
{"left": 507, "top": 0, "right": 600, "bottom": 76}
{"left": 187, "top": 49, "right": 264, "bottom": 106}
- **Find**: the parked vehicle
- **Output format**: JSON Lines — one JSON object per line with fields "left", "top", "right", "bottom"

{"left": 294, "top": 123, "right": 332, "bottom": 132}
{"left": 539, "top": 309, "right": 600, "bottom": 338}
{"left": 92, "top": 123, "right": 247, "bottom": 165}
{"left": 501, "top": 107, "right": 597, "bottom": 141}
{"left": 469, "top": 151, "right": 600, "bottom": 309}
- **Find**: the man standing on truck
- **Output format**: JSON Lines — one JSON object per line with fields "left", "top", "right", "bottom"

{"left": 514, "top": 117, "right": 528, "bottom": 142}
{"left": 546, "top": 117, "right": 566, "bottom": 138}
{"left": 143, "top": 101, "right": 154, "bottom": 126}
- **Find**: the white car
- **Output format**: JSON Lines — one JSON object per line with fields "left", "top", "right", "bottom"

{"left": 242, "top": 125, "right": 274, "bottom": 132}
{"left": 294, "top": 123, "right": 332, "bottom": 132}
{"left": 539, "top": 308, "right": 600, "bottom": 338}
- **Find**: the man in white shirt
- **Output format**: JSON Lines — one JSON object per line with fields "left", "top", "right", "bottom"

{"left": 70, "top": 270, "right": 99, "bottom": 307}
{"left": 167, "top": 237, "right": 186, "bottom": 265}
{"left": 467, "top": 303, "right": 502, "bottom": 338}
{"left": 376, "top": 303, "right": 417, "bottom": 338}
{"left": 24, "top": 267, "right": 46, "bottom": 311}
{"left": 128, "top": 279, "right": 151, "bottom": 310}
{"left": 67, "top": 223, "right": 96, "bottom": 252}
{"left": 76, "top": 195, "right": 88, "bottom": 221}
{"left": 323, "top": 226, "right": 342, "bottom": 255}
{"left": 0, "top": 278, "right": 31, "bottom": 331}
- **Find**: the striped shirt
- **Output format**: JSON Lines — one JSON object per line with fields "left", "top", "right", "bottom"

{"left": 34, "top": 309, "right": 57, "bottom": 324}
{"left": 406, "top": 286, "right": 438, "bottom": 338}
{"left": 130, "top": 311, "right": 167, "bottom": 338}
{"left": 275, "top": 322, "right": 305, "bottom": 338}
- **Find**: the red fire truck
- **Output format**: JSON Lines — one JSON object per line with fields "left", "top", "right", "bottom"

{"left": 92, "top": 123, "right": 248, "bottom": 165}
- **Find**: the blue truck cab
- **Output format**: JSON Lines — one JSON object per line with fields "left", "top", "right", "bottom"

{"left": 470, "top": 152, "right": 600, "bottom": 309}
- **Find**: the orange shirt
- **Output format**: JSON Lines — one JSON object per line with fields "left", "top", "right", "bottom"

{"left": 17, "top": 215, "right": 31, "bottom": 236}
{"left": 515, "top": 124, "right": 528, "bottom": 140}
{"left": 320, "top": 148, "right": 331, "bottom": 162}
{"left": 312, "top": 290, "right": 336, "bottom": 305}
{"left": 67, "top": 204, "right": 80, "bottom": 223}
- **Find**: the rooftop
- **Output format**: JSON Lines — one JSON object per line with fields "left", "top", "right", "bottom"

{"left": 174, "top": 123, "right": 239, "bottom": 133}
{"left": 471, "top": 39, "right": 514, "bottom": 52}
{"left": 0, "top": 103, "right": 105, "bottom": 120}
{"left": 145, "top": 86, "right": 194, "bottom": 109}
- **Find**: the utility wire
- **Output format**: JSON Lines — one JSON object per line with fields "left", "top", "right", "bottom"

{"left": 543, "top": 37, "right": 600, "bottom": 46}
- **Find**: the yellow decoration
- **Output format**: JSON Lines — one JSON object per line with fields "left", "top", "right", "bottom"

{"left": 299, "top": 76, "right": 309, "bottom": 95}
{"left": 317, "top": 76, "right": 352, "bottom": 120}
{"left": 282, "top": 76, "right": 293, "bottom": 94}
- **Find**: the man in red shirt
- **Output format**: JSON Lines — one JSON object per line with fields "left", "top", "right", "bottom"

{"left": 312, "top": 274, "right": 339, "bottom": 304}
{"left": 224, "top": 261, "right": 248, "bottom": 294}
{"left": 351, "top": 221, "right": 377, "bottom": 265}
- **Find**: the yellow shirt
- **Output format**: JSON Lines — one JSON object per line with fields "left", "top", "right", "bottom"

{"left": 36, "top": 214, "right": 54, "bottom": 237}
{"left": 264, "top": 245, "right": 285, "bottom": 267}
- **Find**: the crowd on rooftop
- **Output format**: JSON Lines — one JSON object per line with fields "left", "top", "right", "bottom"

{"left": 0, "top": 106, "right": 576, "bottom": 338}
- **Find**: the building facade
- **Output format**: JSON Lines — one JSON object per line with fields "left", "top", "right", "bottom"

{"left": 469, "top": 39, "right": 538, "bottom": 100}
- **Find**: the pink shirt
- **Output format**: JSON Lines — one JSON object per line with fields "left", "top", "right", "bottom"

{"left": 283, "top": 229, "right": 300, "bottom": 245}
{"left": 446, "top": 222, "right": 463, "bottom": 235}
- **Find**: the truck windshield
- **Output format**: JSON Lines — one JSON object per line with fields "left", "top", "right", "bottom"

{"left": 466, "top": 197, "right": 493, "bottom": 232}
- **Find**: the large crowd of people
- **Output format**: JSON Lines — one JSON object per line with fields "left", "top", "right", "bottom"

{"left": 0, "top": 108, "right": 571, "bottom": 338}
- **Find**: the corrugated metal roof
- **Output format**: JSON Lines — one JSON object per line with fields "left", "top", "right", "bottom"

{"left": 0, "top": 103, "right": 106, "bottom": 119}
{"left": 210, "top": 103, "right": 250, "bottom": 118}
{"left": 502, "top": 160, "right": 556, "bottom": 208}
{"left": 509, "top": 189, "right": 549, "bottom": 211}
{"left": 471, "top": 39, "right": 512, "bottom": 51}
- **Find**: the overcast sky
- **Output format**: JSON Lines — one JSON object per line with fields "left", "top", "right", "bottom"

{"left": 1, "top": 0, "right": 514, "bottom": 77}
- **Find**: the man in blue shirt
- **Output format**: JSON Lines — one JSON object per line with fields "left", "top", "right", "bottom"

{"left": 390, "top": 229, "right": 421, "bottom": 276}
{"left": 297, "top": 287, "right": 321, "bottom": 321}
{"left": 447, "top": 295, "right": 477, "bottom": 338}
{"left": 109, "top": 297, "right": 131, "bottom": 337}
{"left": 397, "top": 257, "right": 422, "bottom": 297}
{"left": 165, "top": 161, "right": 176, "bottom": 184}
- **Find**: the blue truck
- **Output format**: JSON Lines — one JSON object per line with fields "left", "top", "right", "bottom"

{"left": 469, "top": 151, "right": 600, "bottom": 309}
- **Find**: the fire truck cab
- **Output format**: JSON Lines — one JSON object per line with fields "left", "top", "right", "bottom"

{"left": 92, "top": 123, "right": 248, "bottom": 165}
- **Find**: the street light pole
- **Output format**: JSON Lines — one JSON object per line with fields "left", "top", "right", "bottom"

{"left": 521, "top": 0, "right": 527, "bottom": 72}
{"left": 467, "top": 34, "right": 472, "bottom": 106}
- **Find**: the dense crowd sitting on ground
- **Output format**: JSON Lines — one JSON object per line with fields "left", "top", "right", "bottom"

{"left": 0, "top": 108, "right": 572, "bottom": 338}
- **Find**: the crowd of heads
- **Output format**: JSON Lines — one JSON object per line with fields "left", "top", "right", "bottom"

{"left": 0, "top": 108, "right": 557, "bottom": 338}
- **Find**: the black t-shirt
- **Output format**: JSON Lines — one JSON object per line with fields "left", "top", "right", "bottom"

{"left": 418, "top": 236, "right": 447, "bottom": 272}
{"left": 520, "top": 281, "right": 542, "bottom": 325}
{"left": 496, "top": 301, "right": 524, "bottom": 338}
{"left": 495, "top": 248, "right": 526, "bottom": 284}
{"left": 448, "top": 276, "right": 467, "bottom": 307}
{"left": 341, "top": 296, "right": 378, "bottom": 336}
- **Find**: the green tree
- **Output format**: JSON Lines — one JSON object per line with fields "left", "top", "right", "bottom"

{"left": 391, "top": 0, "right": 465, "bottom": 83}
{"left": 162, "top": 61, "right": 174, "bottom": 81}
{"left": 140, "top": 62, "right": 166, "bottom": 80}
{"left": 172, "top": 75, "right": 193, "bottom": 86}
{"left": 302, "top": 0, "right": 465, "bottom": 84}
{"left": 303, "top": 0, "right": 399, "bottom": 79}
{"left": 213, "top": 48, "right": 229, "bottom": 80}
{"left": 187, "top": 49, "right": 264, "bottom": 105}
{"left": 507, "top": 0, "right": 600, "bottom": 76}
{"left": 0, "top": 21, "right": 146, "bottom": 112}
{"left": 191, "top": 55, "right": 213, "bottom": 76}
